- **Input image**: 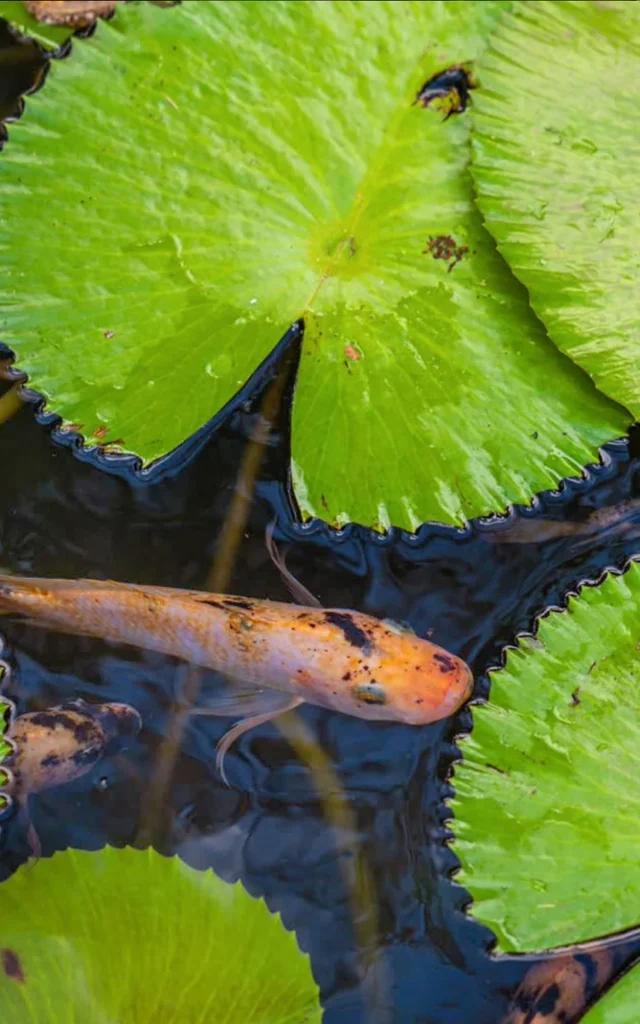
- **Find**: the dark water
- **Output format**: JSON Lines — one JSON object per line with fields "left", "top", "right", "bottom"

{"left": 1, "top": 21, "right": 640, "bottom": 1024}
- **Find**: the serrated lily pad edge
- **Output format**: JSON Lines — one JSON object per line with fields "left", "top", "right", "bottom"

{"left": 0, "top": 0, "right": 631, "bottom": 532}
{"left": 448, "top": 555, "right": 640, "bottom": 937}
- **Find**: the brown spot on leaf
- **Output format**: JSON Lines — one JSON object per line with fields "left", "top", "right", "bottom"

{"left": 570, "top": 688, "right": 581, "bottom": 707}
{"left": 103, "top": 330, "right": 115, "bottom": 340}
{"left": 424, "top": 235, "right": 468, "bottom": 272}
{"left": 344, "top": 345, "right": 362, "bottom": 362}
{"left": 2, "top": 948, "right": 25, "bottom": 983}
{"left": 93, "top": 426, "right": 108, "bottom": 441}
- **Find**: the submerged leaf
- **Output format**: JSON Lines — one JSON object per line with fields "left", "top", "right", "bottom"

{"left": 453, "top": 563, "right": 640, "bottom": 1017}
{"left": 0, "top": 0, "right": 627, "bottom": 528}
{"left": 0, "top": 846, "right": 321, "bottom": 1023}
{"left": 471, "top": 0, "right": 640, "bottom": 418}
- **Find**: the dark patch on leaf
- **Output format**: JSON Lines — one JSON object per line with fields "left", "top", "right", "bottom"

{"left": 1, "top": 948, "right": 24, "bottom": 983}
{"left": 424, "top": 235, "right": 468, "bottom": 272}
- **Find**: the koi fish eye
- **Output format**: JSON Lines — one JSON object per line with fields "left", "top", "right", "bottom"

{"left": 353, "top": 682, "right": 387, "bottom": 705}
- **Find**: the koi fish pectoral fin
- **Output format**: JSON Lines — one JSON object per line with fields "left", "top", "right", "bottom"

{"left": 265, "top": 520, "right": 322, "bottom": 609}
{"left": 215, "top": 695, "right": 305, "bottom": 786}
{"left": 191, "top": 684, "right": 294, "bottom": 719}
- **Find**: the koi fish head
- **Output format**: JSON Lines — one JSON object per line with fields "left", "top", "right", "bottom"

{"left": 303, "top": 611, "right": 473, "bottom": 725}
{"left": 8, "top": 699, "right": 142, "bottom": 798}
{"left": 80, "top": 700, "right": 143, "bottom": 741}
{"left": 346, "top": 637, "right": 473, "bottom": 725}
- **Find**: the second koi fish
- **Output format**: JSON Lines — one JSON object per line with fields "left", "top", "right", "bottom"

{"left": 0, "top": 575, "right": 473, "bottom": 775}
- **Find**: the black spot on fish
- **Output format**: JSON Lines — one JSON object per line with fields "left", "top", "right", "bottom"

{"left": 325, "top": 612, "right": 373, "bottom": 654}
{"left": 434, "top": 653, "right": 456, "bottom": 673}
{"left": 73, "top": 721, "right": 98, "bottom": 744}
{"left": 195, "top": 596, "right": 225, "bottom": 609}
{"left": 41, "top": 754, "right": 61, "bottom": 768}
{"left": 342, "top": 672, "right": 352, "bottom": 681}
{"left": 71, "top": 745, "right": 102, "bottom": 767}
{"left": 353, "top": 682, "right": 387, "bottom": 705}
{"left": 222, "top": 597, "right": 253, "bottom": 611}
{"left": 414, "top": 699, "right": 424, "bottom": 705}
{"left": 28, "top": 711, "right": 78, "bottom": 731}
{"left": 536, "top": 983, "right": 561, "bottom": 1015}
{"left": 1, "top": 949, "right": 24, "bottom": 982}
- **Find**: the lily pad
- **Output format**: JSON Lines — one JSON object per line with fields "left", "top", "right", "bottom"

{"left": 453, "top": 560, "right": 640, "bottom": 952}
{"left": 0, "top": 0, "right": 628, "bottom": 529}
{"left": 583, "top": 967, "right": 640, "bottom": 1024}
{"left": 471, "top": 0, "right": 640, "bottom": 419}
{"left": 0, "top": 1, "right": 73, "bottom": 48}
{"left": 453, "top": 563, "right": 640, "bottom": 1018}
{"left": 0, "top": 845, "right": 321, "bottom": 1022}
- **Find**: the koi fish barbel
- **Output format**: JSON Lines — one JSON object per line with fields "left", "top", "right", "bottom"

{"left": 0, "top": 568, "right": 472, "bottom": 782}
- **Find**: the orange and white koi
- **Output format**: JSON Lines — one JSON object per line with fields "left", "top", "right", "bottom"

{"left": 0, "top": 573, "right": 472, "bottom": 780}
{"left": 6, "top": 698, "right": 141, "bottom": 856}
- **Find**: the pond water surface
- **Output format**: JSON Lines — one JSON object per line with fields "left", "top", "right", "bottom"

{"left": 1, "top": 20, "right": 640, "bottom": 1024}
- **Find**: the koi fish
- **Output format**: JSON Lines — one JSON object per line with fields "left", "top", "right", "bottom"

{"left": 498, "top": 922, "right": 640, "bottom": 1023}
{"left": 0, "top": 571, "right": 472, "bottom": 782}
{"left": 483, "top": 499, "right": 640, "bottom": 546}
{"left": 6, "top": 698, "right": 141, "bottom": 856}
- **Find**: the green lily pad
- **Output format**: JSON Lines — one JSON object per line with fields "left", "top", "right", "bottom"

{"left": 583, "top": 967, "right": 640, "bottom": 1024}
{"left": 0, "top": 845, "right": 321, "bottom": 1022}
{"left": 0, "top": 0, "right": 627, "bottom": 529}
{"left": 0, "top": 2, "right": 73, "bottom": 49}
{"left": 453, "top": 561, "right": 640, "bottom": 951}
{"left": 471, "top": 0, "right": 640, "bottom": 419}
{"left": 453, "top": 563, "right": 640, "bottom": 1019}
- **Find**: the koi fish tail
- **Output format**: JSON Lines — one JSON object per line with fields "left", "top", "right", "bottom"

{"left": 265, "top": 520, "right": 322, "bottom": 608}
{"left": 497, "top": 923, "right": 640, "bottom": 1023}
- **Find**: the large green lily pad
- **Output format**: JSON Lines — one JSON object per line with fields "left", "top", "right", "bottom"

{"left": 0, "top": 845, "right": 321, "bottom": 1022}
{"left": 0, "top": 0, "right": 627, "bottom": 529}
{"left": 471, "top": 0, "right": 640, "bottom": 419}
{"left": 453, "top": 562, "right": 640, "bottom": 1018}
